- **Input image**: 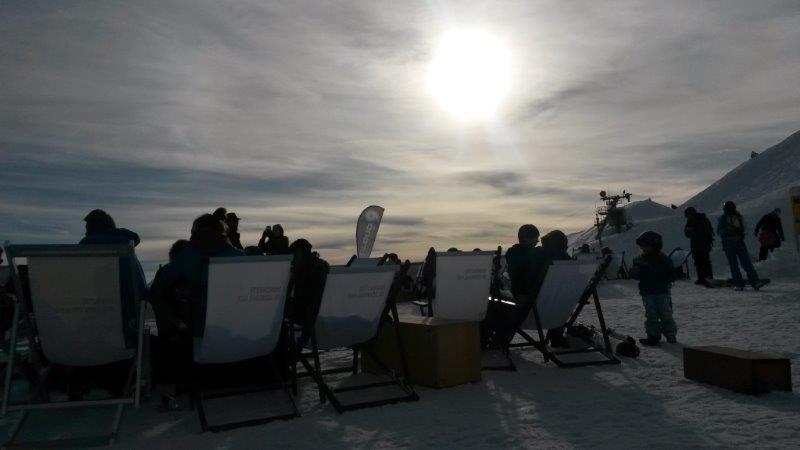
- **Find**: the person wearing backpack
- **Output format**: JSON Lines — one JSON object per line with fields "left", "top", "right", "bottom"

{"left": 754, "top": 208, "right": 785, "bottom": 261}
{"left": 717, "top": 201, "right": 761, "bottom": 290}
{"left": 683, "top": 207, "right": 715, "bottom": 285}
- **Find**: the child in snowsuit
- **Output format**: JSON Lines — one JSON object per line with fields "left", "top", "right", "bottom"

{"left": 629, "top": 231, "right": 677, "bottom": 346}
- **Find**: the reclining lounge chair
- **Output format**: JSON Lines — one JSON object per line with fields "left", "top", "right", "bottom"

{"left": 412, "top": 250, "right": 497, "bottom": 321}
{"left": 2, "top": 244, "right": 147, "bottom": 446}
{"left": 190, "top": 255, "right": 298, "bottom": 432}
{"left": 297, "top": 263, "right": 418, "bottom": 413}
{"left": 512, "top": 257, "right": 620, "bottom": 368}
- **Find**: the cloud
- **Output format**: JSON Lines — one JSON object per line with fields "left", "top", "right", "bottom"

{"left": 1, "top": 0, "right": 799, "bottom": 276}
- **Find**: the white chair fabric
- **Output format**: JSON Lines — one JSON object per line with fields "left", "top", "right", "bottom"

{"left": 27, "top": 255, "right": 132, "bottom": 366}
{"left": 523, "top": 260, "right": 598, "bottom": 330}
{"left": 194, "top": 256, "right": 292, "bottom": 364}
{"left": 433, "top": 251, "right": 495, "bottom": 321}
{"left": 313, "top": 266, "right": 398, "bottom": 351}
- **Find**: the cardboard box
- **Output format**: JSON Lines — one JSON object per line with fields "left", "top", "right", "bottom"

{"left": 683, "top": 346, "right": 792, "bottom": 395}
{"left": 363, "top": 314, "right": 481, "bottom": 388}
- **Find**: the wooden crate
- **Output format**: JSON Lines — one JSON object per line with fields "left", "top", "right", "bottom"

{"left": 362, "top": 314, "right": 481, "bottom": 388}
{"left": 683, "top": 346, "right": 792, "bottom": 395}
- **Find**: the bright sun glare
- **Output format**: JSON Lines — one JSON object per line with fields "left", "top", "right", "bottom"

{"left": 428, "top": 29, "right": 511, "bottom": 121}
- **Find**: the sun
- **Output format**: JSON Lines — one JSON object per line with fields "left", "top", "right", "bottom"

{"left": 428, "top": 29, "right": 511, "bottom": 121}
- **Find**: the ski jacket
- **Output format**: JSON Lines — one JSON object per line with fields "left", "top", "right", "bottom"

{"left": 754, "top": 213, "right": 784, "bottom": 241}
{"left": 684, "top": 213, "right": 714, "bottom": 251}
{"left": 80, "top": 227, "right": 141, "bottom": 246}
{"left": 228, "top": 231, "right": 243, "bottom": 250}
{"left": 629, "top": 253, "right": 674, "bottom": 296}
{"left": 260, "top": 235, "right": 290, "bottom": 255}
{"left": 505, "top": 243, "right": 548, "bottom": 298}
{"left": 148, "top": 241, "right": 244, "bottom": 337}
{"left": 717, "top": 213, "right": 746, "bottom": 241}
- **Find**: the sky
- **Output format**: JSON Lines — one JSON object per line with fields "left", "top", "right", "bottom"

{"left": 1, "top": 0, "right": 800, "bottom": 274}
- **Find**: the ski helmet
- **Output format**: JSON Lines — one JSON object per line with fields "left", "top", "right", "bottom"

{"left": 723, "top": 201, "right": 737, "bottom": 214}
{"left": 684, "top": 206, "right": 697, "bottom": 217}
{"left": 518, "top": 224, "right": 540, "bottom": 242}
{"left": 635, "top": 231, "right": 663, "bottom": 250}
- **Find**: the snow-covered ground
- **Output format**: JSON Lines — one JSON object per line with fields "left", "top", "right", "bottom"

{"left": 2, "top": 275, "right": 798, "bottom": 449}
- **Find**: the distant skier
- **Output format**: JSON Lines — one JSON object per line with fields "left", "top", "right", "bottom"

{"left": 683, "top": 207, "right": 714, "bottom": 285}
{"left": 717, "top": 201, "right": 761, "bottom": 290}
{"left": 754, "top": 208, "right": 785, "bottom": 261}
{"left": 629, "top": 231, "right": 677, "bottom": 346}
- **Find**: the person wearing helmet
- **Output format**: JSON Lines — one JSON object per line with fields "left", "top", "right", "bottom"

{"left": 683, "top": 206, "right": 715, "bottom": 285}
{"left": 717, "top": 201, "right": 761, "bottom": 290}
{"left": 629, "top": 231, "right": 678, "bottom": 346}
{"left": 485, "top": 224, "right": 549, "bottom": 347}
{"left": 754, "top": 208, "right": 785, "bottom": 261}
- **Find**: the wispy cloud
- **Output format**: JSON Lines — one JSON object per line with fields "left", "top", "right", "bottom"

{"left": 1, "top": 0, "right": 799, "bottom": 276}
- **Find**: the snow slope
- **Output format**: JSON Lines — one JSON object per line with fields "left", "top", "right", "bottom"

{"left": 570, "top": 130, "right": 800, "bottom": 278}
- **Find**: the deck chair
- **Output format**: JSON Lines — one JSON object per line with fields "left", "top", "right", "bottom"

{"left": 191, "top": 255, "right": 297, "bottom": 432}
{"left": 298, "top": 264, "right": 418, "bottom": 413}
{"left": 413, "top": 250, "right": 497, "bottom": 320}
{"left": 345, "top": 254, "right": 388, "bottom": 267}
{"left": 2, "top": 244, "right": 146, "bottom": 447}
{"left": 512, "top": 257, "right": 620, "bottom": 368}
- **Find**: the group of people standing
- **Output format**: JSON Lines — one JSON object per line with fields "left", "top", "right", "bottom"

{"left": 627, "top": 200, "right": 784, "bottom": 347}
{"left": 684, "top": 201, "right": 784, "bottom": 289}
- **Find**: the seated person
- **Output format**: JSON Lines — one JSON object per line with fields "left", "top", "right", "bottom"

{"left": 149, "top": 214, "right": 244, "bottom": 339}
{"left": 259, "top": 224, "right": 290, "bottom": 255}
{"left": 483, "top": 225, "right": 548, "bottom": 347}
{"left": 148, "top": 214, "right": 244, "bottom": 382}
{"left": 286, "top": 239, "right": 329, "bottom": 347}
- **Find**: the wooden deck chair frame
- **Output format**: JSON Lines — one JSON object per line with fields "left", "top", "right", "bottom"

{"left": 2, "top": 244, "right": 146, "bottom": 447}
{"left": 296, "top": 263, "right": 418, "bottom": 413}
{"left": 412, "top": 248, "right": 501, "bottom": 318}
{"left": 344, "top": 253, "right": 388, "bottom": 267}
{"left": 189, "top": 255, "right": 299, "bottom": 432}
{"left": 509, "top": 256, "right": 621, "bottom": 368}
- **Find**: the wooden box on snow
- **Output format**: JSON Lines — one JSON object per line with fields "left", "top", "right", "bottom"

{"left": 362, "top": 314, "right": 481, "bottom": 388}
{"left": 683, "top": 346, "right": 792, "bottom": 395}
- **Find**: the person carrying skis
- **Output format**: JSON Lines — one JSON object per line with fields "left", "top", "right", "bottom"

{"left": 754, "top": 208, "right": 785, "bottom": 261}
{"left": 629, "top": 231, "right": 677, "bottom": 346}
{"left": 717, "top": 201, "right": 761, "bottom": 290}
{"left": 683, "top": 207, "right": 714, "bottom": 285}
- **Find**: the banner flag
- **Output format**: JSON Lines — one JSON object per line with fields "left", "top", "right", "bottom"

{"left": 356, "top": 205, "right": 384, "bottom": 258}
